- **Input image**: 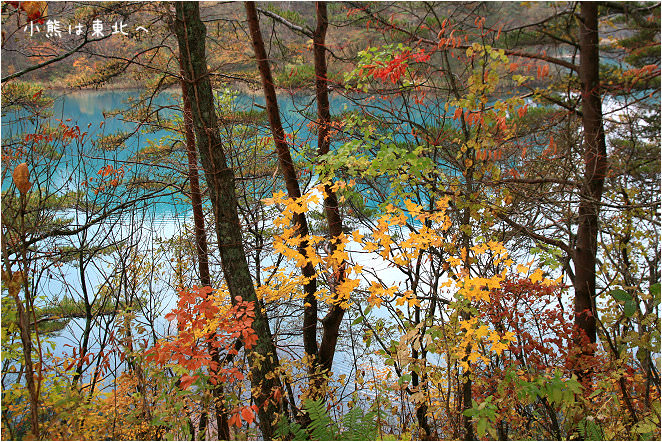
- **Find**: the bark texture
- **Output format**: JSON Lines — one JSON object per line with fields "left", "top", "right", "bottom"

{"left": 180, "top": 73, "right": 230, "bottom": 441}
{"left": 574, "top": 1, "right": 607, "bottom": 382}
{"left": 247, "top": 2, "right": 350, "bottom": 388}
{"left": 244, "top": 1, "right": 320, "bottom": 367}
{"left": 173, "top": 3, "right": 283, "bottom": 438}
{"left": 313, "top": 1, "right": 347, "bottom": 376}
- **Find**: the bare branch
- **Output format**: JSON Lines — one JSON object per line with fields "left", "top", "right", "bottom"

{"left": 256, "top": 6, "right": 314, "bottom": 38}
{"left": 496, "top": 212, "right": 574, "bottom": 257}
{"left": 2, "top": 35, "right": 111, "bottom": 83}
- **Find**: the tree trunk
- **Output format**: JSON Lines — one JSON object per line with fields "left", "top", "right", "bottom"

{"left": 180, "top": 72, "right": 230, "bottom": 441}
{"left": 244, "top": 1, "right": 320, "bottom": 370}
{"left": 574, "top": 0, "right": 607, "bottom": 384}
{"left": 313, "top": 0, "right": 347, "bottom": 378}
{"left": 245, "top": 2, "right": 350, "bottom": 391}
{"left": 461, "top": 155, "right": 475, "bottom": 441}
{"left": 2, "top": 269, "right": 39, "bottom": 438}
{"left": 173, "top": 3, "right": 284, "bottom": 438}
{"left": 181, "top": 76, "right": 212, "bottom": 289}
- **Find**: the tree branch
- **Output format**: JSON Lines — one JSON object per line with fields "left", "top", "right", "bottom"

{"left": 348, "top": 1, "right": 579, "bottom": 72}
{"left": 256, "top": 6, "right": 314, "bottom": 38}
{"left": 496, "top": 211, "right": 574, "bottom": 257}
{"left": 2, "top": 35, "right": 110, "bottom": 83}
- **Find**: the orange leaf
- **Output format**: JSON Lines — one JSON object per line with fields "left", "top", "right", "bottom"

{"left": 241, "top": 407, "right": 255, "bottom": 425}
{"left": 549, "top": 136, "right": 557, "bottom": 155}
{"left": 179, "top": 374, "right": 197, "bottom": 390}
{"left": 228, "top": 413, "right": 242, "bottom": 428}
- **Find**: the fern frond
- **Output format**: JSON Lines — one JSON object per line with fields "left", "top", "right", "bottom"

{"left": 304, "top": 398, "right": 337, "bottom": 440}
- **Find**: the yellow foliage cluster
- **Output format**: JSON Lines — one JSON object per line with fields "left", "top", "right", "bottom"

{"left": 455, "top": 316, "right": 516, "bottom": 370}
{"left": 263, "top": 183, "right": 559, "bottom": 316}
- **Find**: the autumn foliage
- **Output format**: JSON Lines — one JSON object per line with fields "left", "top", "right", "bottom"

{"left": 1, "top": 2, "right": 659, "bottom": 441}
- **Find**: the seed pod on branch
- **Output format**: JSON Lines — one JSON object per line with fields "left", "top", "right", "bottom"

{"left": 13, "top": 163, "right": 31, "bottom": 195}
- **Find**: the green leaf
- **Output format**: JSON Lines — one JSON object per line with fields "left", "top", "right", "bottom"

{"left": 477, "top": 418, "right": 488, "bottom": 436}
{"left": 610, "top": 289, "right": 631, "bottom": 302}
{"left": 352, "top": 316, "right": 363, "bottom": 326}
{"left": 551, "top": 386, "right": 562, "bottom": 404}
{"left": 624, "top": 299, "right": 637, "bottom": 317}
{"left": 651, "top": 283, "right": 661, "bottom": 304}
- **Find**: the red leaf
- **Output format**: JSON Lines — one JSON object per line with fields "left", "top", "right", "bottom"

{"left": 179, "top": 374, "right": 197, "bottom": 390}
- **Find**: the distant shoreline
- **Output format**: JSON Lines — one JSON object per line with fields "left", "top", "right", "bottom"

{"left": 30, "top": 78, "right": 322, "bottom": 96}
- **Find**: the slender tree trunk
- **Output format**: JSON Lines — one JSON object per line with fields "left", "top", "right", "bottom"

{"left": 313, "top": 0, "right": 347, "bottom": 377}
{"left": 461, "top": 159, "right": 475, "bottom": 440}
{"left": 244, "top": 1, "right": 320, "bottom": 370}
{"left": 173, "top": 3, "right": 284, "bottom": 438}
{"left": 180, "top": 72, "right": 230, "bottom": 441}
{"left": 461, "top": 314, "right": 475, "bottom": 441}
{"left": 246, "top": 2, "right": 350, "bottom": 392}
{"left": 181, "top": 77, "right": 212, "bottom": 289}
{"left": 2, "top": 194, "right": 40, "bottom": 438}
{"left": 2, "top": 269, "right": 39, "bottom": 438}
{"left": 574, "top": 1, "right": 607, "bottom": 384}
{"left": 412, "top": 304, "right": 432, "bottom": 439}
{"left": 72, "top": 249, "right": 92, "bottom": 387}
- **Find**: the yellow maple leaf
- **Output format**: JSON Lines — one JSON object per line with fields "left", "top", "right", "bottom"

{"left": 487, "top": 241, "right": 506, "bottom": 255}
{"left": 407, "top": 297, "right": 421, "bottom": 308}
{"left": 263, "top": 190, "right": 287, "bottom": 205}
{"left": 330, "top": 247, "right": 349, "bottom": 264}
{"left": 273, "top": 240, "right": 286, "bottom": 255}
{"left": 336, "top": 278, "right": 360, "bottom": 301}
{"left": 352, "top": 230, "right": 364, "bottom": 243}
{"left": 530, "top": 268, "right": 544, "bottom": 283}
{"left": 471, "top": 243, "right": 488, "bottom": 255}
{"left": 393, "top": 255, "right": 409, "bottom": 266}
{"left": 475, "top": 325, "right": 489, "bottom": 339}
{"left": 404, "top": 199, "right": 423, "bottom": 217}
{"left": 447, "top": 256, "right": 462, "bottom": 267}
{"left": 468, "top": 352, "right": 482, "bottom": 364}
{"left": 491, "top": 340, "right": 509, "bottom": 355}
{"left": 367, "top": 292, "right": 383, "bottom": 308}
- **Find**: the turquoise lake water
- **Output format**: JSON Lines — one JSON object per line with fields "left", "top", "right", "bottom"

{"left": 1, "top": 89, "right": 383, "bottom": 390}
